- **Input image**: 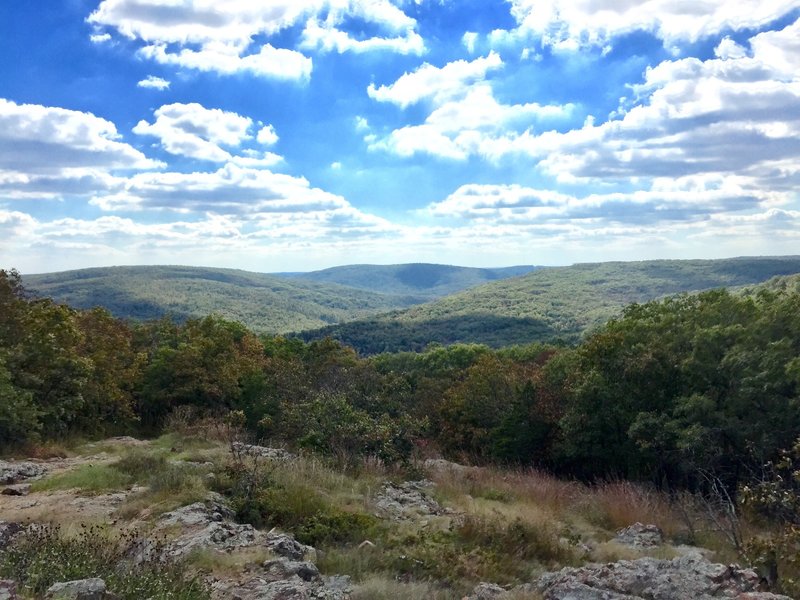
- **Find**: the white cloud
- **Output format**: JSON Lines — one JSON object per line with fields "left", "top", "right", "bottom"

{"left": 90, "top": 32, "right": 111, "bottom": 44}
{"left": 502, "top": 0, "right": 800, "bottom": 51}
{"left": 370, "top": 84, "right": 574, "bottom": 160}
{"left": 463, "top": 32, "right": 478, "bottom": 53}
{"left": 256, "top": 125, "right": 279, "bottom": 146}
{"left": 427, "top": 181, "right": 766, "bottom": 226}
{"left": 138, "top": 42, "right": 313, "bottom": 81}
{"left": 89, "top": 163, "right": 349, "bottom": 214}
{"left": 714, "top": 37, "right": 748, "bottom": 60}
{"left": 88, "top": 0, "right": 424, "bottom": 80}
{"left": 367, "top": 52, "right": 503, "bottom": 107}
{"left": 133, "top": 103, "right": 281, "bottom": 166}
{"left": 0, "top": 98, "right": 160, "bottom": 183}
{"left": 137, "top": 75, "right": 171, "bottom": 90}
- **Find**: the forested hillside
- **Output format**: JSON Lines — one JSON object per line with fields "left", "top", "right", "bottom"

{"left": 5, "top": 266, "right": 800, "bottom": 595}
{"left": 24, "top": 266, "right": 419, "bottom": 333}
{"left": 302, "top": 256, "right": 800, "bottom": 353}
{"left": 280, "top": 263, "right": 536, "bottom": 300}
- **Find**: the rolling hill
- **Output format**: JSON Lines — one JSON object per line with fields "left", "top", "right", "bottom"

{"left": 21, "top": 263, "right": 539, "bottom": 334}
{"left": 279, "top": 263, "right": 536, "bottom": 300}
{"left": 299, "top": 256, "right": 800, "bottom": 353}
{"left": 23, "top": 265, "right": 421, "bottom": 334}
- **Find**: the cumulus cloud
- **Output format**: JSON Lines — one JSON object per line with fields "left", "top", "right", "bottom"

{"left": 0, "top": 98, "right": 161, "bottom": 202}
{"left": 370, "top": 84, "right": 574, "bottom": 160}
{"left": 133, "top": 103, "right": 281, "bottom": 167}
{"left": 427, "top": 181, "right": 763, "bottom": 226}
{"left": 256, "top": 125, "right": 279, "bottom": 146}
{"left": 502, "top": 0, "right": 800, "bottom": 51}
{"left": 368, "top": 52, "right": 503, "bottom": 107}
{"left": 493, "top": 18, "right": 800, "bottom": 192}
{"left": 88, "top": 0, "right": 424, "bottom": 80}
{"left": 137, "top": 75, "right": 170, "bottom": 90}
{"left": 88, "top": 163, "right": 356, "bottom": 215}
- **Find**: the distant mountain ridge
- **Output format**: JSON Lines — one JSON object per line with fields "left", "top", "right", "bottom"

{"left": 299, "top": 256, "right": 800, "bottom": 353}
{"left": 278, "top": 263, "right": 537, "bottom": 300}
{"left": 22, "top": 263, "right": 534, "bottom": 334}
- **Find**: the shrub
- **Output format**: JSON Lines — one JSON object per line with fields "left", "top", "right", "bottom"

{"left": 0, "top": 524, "right": 209, "bottom": 600}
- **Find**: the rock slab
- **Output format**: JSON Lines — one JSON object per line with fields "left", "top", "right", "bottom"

{"left": 45, "top": 578, "right": 116, "bottom": 600}
{"left": 613, "top": 523, "right": 663, "bottom": 549}
{"left": 537, "top": 552, "right": 792, "bottom": 600}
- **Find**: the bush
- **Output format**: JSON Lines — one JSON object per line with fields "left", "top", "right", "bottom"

{"left": 0, "top": 524, "right": 209, "bottom": 600}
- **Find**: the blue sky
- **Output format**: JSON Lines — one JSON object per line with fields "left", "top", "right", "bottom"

{"left": 1, "top": 0, "right": 799, "bottom": 273}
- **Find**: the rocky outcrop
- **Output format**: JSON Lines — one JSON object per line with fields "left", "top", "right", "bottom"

{"left": 375, "top": 480, "right": 451, "bottom": 521}
{"left": 44, "top": 578, "right": 117, "bottom": 600}
{"left": 265, "top": 531, "right": 315, "bottom": 561}
{"left": 210, "top": 572, "right": 351, "bottom": 600}
{"left": 231, "top": 443, "right": 295, "bottom": 461}
{"left": 613, "top": 523, "right": 663, "bottom": 549}
{"left": 154, "top": 495, "right": 313, "bottom": 562}
{"left": 0, "top": 461, "right": 46, "bottom": 485}
{"left": 536, "top": 552, "right": 791, "bottom": 600}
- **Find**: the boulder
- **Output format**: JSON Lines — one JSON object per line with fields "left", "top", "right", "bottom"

{"left": 375, "top": 480, "right": 450, "bottom": 521}
{"left": 265, "top": 531, "right": 316, "bottom": 561}
{"left": 536, "top": 552, "right": 793, "bottom": 600}
{"left": 613, "top": 523, "right": 663, "bottom": 549}
{"left": 44, "top": 578, "right": 116, "bottom": 600}
{"left": 0, "top": 461, "right": 46, "bottom": 485}
{"left": 262, "top": 558, "right": 320, "bottom": 583}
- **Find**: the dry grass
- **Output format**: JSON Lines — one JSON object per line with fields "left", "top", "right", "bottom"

{"left": 350, "top": 576, "right": 458, "bottom": 600}
{"left": 581, "top": 480, "right": 684, "bottom": 538}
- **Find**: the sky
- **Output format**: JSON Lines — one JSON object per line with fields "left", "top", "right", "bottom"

{"left": 1, "top": 1, "right": 800, "bottom": 274}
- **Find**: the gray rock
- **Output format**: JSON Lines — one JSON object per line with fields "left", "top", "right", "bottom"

{"left": 263, "top": 558, "right": 320, "bottom": 582}
{"left": 158, "top": 497, "right": 235, "bottom": 527}
{"left": 466, "top": 582, "right": 508, "bottom": 599}
{"left": 1, "top": 484, "right": 31, "bottom": 496}
{"left": 0, "top": 461, "right": 46, "bottom": 485}
{"left": 537, "top": 552, "right": 793, "bottom": 600}
{"left": 374, "top": 480, "right": 449, "bottom": 521}
{"left": 45, "top": 578, "right": 115, "bottom": 599}
{"left": 231, "top": 442, "right": 295, "bottom": 461}
{"left": 265, "top": 532, "right": 316, "bottom": 561}
{"left": 0, "top": 522, "right": 23, "bottom": 549}
{"left": 212, "top": 575, "right": 350, "bottom": 600}
{"left": 0, "top": 580, "right": 17, "bottom": 600}
{"left": 613, "top": 523, "right": 663, "bottom": 548}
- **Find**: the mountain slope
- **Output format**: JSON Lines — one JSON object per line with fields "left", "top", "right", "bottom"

{"left": 299, "top": 256, "right": 800, "bottom": 353}
{"left": 23, "top": 265, "right": 419, "bottom": 333}
{"left": 279, "top": 263, "right": 536, "bottom": 300}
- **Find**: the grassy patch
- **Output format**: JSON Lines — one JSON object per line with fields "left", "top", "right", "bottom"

{"left": 31, "top": 464, "right": 131, "bottom": 493}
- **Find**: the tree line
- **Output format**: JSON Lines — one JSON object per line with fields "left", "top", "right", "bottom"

{"left": 2, "top": 267, "right": 799, "bottom": 493}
